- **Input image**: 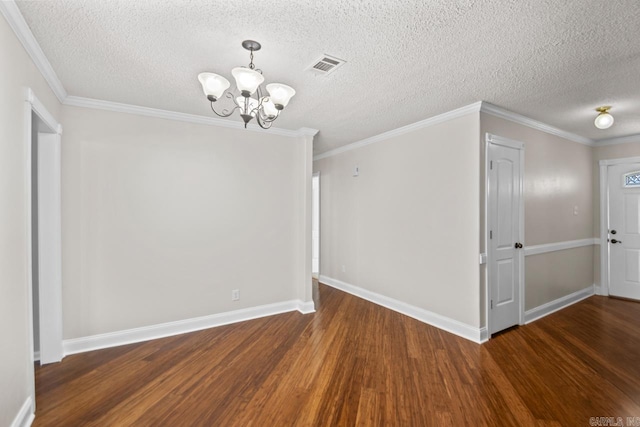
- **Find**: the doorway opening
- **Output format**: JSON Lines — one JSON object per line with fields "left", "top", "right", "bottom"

{"left": 25, "top": 89, "right": 64, "bottom": 415}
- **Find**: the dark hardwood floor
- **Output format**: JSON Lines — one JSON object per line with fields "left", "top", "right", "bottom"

{"left": 33, "top": 283, "right": 640, "bottom": 426}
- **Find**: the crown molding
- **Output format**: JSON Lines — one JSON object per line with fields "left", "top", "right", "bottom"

{"left": 593, "top": 134, "right": 640, "bottom": 147}
{"left": 298, "top": 127, "right": 319, "bottom": 137}
{"left": 479, "top": 102, "right": 595, "bottom": 146}
{"left": 314, "top": 101, "right": 483, "bottom": 161}
{"left": 64, "top": 96, "right": 311, "bottom": 138}
{"left": 0, "top": 0, "right": 67, "bottom": 103}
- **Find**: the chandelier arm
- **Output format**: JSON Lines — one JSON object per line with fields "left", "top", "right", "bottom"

{"left": 258, "top": 108, "right": 280, "bottom": 123}
{"left": 256, "top": 114, "right": 273, "bottom": 129}
{"left": 210, "top": 97, "right": 239, "bottom": 118}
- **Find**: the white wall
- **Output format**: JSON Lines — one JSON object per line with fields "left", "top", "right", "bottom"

{"left": 480, "top": 113, "right": 594, "bottom": 313}
{"left": 61, "top": 105, "right": 311, "bottom": 338}
{"left": 0, "top": 12, "right": 61, "bottom": 426}
{"left": 314, "top": 113, "right": 481, "bottom": 328}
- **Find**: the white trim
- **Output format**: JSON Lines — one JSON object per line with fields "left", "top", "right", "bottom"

{"left": 479, "top": 253, "right": 486, "bottom": 265}
{"left": 523, "top": 238, "right": 599, "bottom": 256}
{"left": 23, "top": 89, "right": 63, "bottom": 415}
{"left": 599, "top": 156, "right": 640, "bottom": 166}
{"left": 63, "top": 300, "right": 311, "bottom": 355}
{"left": 480, "top": 102, "right": 594, "bottom": 146}
{"left": 298, "top": 127, "right": 320, "bottom": 137}
{"left": 313, "top": 102, "right": 483, "bottom": 160}
{"left": 23, "top": 95, "right": 36, "bottom": 419}
{"left": 319, "top": 275, "right": 487, "bottom": 344}
{"left": 25, "top": 88, "right": 62, "bottom": 135}
{"left": 297, "top": 300, "right": 316, "bottom": 314}
{"left": 595, "top": 134, "right": 640, "bottom": 146}
{"left": 479, "top": 328, "right": 489, "bottom": 343}
{"left": 63, "top": 96, "right": 315, "bottom": 138}
{"left": 36, "top": 133, "right": 64, "bottom": 364}
{"left": 486, "top": 133, "right": 525, "bottom": 149}
{"left": 600, "top": 161, "right": 609, "bottom": 296}
{"left": 594, "top": 284, "right": 606, "bottom": 296}
{"left": 524, "top": 285, "right": 594, "bottom": 324}
{"left": 10, "top": 396, "right": 34, "bottom": 427}
{"left": 0, "top": 1, "right": 67, "bottom": 103}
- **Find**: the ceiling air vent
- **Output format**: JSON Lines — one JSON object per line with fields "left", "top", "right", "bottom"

{"left": 307, "top": 55, "right": 345, "bottom": 75}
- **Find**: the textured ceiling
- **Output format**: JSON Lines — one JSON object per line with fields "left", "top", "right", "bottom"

{"left": 15, "top": 0, "right": 640, "bottom": 154}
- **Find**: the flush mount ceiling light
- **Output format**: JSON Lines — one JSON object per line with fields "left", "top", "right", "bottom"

{"left": 594, "top": 106, "right": 614, "bottom": 129}
{"left": 198, "top": 40, "right": 295, "bottom": 129}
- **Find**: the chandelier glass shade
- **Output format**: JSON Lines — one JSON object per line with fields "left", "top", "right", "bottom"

{"left": 198, "top": 40, "right": 295, "bottom": 129}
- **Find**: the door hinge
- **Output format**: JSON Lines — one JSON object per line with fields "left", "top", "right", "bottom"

{"left": 490, "top": 160, "right": 493, "bottom": 170}
{"left": 490, "top": 299, "right": 493, "bottom": 309}
{"left": 490, "top": 230, "right": 492, "bottom": 239}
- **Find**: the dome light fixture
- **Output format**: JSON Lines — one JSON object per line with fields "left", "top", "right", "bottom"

{"left": 197, "top": 40, "right": 295, "bottom": 129}
{"left": 594, "top": 106, "right": 614, "bottom": 130}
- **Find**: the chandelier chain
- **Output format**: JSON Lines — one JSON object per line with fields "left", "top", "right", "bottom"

{"left": 249, "top": 49, "right": 255, "bottom": 70}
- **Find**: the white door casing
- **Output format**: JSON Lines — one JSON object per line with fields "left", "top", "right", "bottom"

{"left": 487, "top": 134, "right": 524, "bottom": 335}
{"left": 607, "top": 163, "right": 640, "bottom": 300}
{"left": 24, "top": 88, "right": 64, "bottom": 414}
{"left": 37, "top": 132, "right": 64, "bottom": 363}
{"left": 312, "top": 172, "right": 320, "bottom": 275}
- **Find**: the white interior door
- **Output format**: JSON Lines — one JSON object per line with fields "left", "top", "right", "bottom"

{"left": 608, "top": 163, "right": 640, "bottom": 301}
{"left": 488, "top": 137, "right": 524, "bottom": 334}
{"left": 37, "top": 132, "right": 64, "bottom": 363}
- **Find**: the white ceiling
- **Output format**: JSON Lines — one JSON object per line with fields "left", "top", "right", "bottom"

{"left": 14, "top": 0, "right": 640, "bottom": 154}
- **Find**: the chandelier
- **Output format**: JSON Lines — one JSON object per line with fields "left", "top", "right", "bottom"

{"left": 197, "top": 40, "right": 296, "bottom": 129}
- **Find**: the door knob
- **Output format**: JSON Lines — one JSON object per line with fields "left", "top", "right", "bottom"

{"left": 611, "top": 239, "right": 622, "bottom": 244}
{"left": 611, "top": 229, "right": 617, "bottom": 235}
{"left": 514, "top": 242, "right": 523, "bottom": 249}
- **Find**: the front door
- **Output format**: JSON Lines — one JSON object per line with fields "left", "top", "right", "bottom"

{"left": 608, "top": 163, "right": 640, "bottom": 300}
{"left": 488, "top": 136, "right": 524, "bottom": 334}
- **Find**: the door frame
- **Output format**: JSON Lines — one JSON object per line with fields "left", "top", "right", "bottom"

{"left": 598, "top": 156, "right": 640, "bottom": 296}
{"left": 485, "top": 133, "right": 525, "bottom": 335}
{"left": 24, "top": 88, "right": 64, "bottom": 410}
{"left": 311, "top": 171, "right": 320, "bottom": 277}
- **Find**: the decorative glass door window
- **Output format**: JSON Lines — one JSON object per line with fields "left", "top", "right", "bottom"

{"left": 623, "top": 171, "right": 640, "bottom": 187}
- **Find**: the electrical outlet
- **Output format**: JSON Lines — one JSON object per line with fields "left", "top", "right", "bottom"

{"left": 232, "top": 289, "right": 240, "bottom": 301}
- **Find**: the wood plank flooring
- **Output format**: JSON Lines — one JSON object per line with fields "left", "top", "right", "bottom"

{"left": 33, "top": 283, "right": 640, "bottom": 426}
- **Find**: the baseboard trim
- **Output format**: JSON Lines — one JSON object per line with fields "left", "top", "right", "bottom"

{"left": 297, "top": 299, "right": 316, "bottom": 314}
{"left": 524, "top": 285, "right": 595, "bottom": 324}
{"left": 63, "top": 300, "right": 313, "bottom": 355}
{"left": 594, "top": 284, "right": 607, "bottom": 296}
{"left": 319, "top": 275, "right": 485, "bottom": 344}
{"left": 10, "top": 396, "right": 34, "bottom": 427}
